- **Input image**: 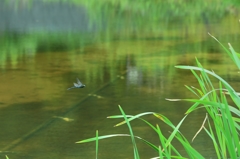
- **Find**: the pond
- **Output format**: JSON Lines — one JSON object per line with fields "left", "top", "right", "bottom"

{"left": 0, "top": 1, "right": 240, "bottom": 159}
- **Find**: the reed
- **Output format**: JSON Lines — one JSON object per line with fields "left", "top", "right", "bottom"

{"left": 76, "top": 34, "right": 240, "bottom": 158}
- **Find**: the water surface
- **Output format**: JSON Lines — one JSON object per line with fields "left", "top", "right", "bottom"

{"left": 0, "top": 1, "right": 240, "bottom": 159}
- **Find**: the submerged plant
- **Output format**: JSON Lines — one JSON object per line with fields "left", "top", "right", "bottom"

{"left": 76, "top": 34, "right": 240, "bottom": 158}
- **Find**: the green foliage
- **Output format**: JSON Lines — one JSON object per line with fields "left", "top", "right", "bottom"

{"left": 77, "top": 32, "right": 240, "bottom": 158}
{"left": 174, "top": 34, "right": 240, "bottom": 158}
{"left": 95, "top": 130, "right": 98, "bottom": 159}
{"left": 77, "top": 110, "right": 204, "bottom": 158}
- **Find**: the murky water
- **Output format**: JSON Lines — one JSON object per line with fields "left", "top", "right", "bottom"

{"left": 0, "top": 1, "right": 240, "bottom": 159}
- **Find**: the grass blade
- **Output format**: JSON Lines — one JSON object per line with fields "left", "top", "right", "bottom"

{"left": 96, "top": 130, "right": 98, "bottom": 159}
{"left": 118, "top": 105, "right": 140, "bottom": 159}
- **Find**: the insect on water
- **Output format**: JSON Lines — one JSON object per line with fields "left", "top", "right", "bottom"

{"left": 67, "top": 78, "right": 85, "bottom": 90}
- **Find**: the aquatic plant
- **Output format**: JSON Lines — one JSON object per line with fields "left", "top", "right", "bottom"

{"left": 76, "top": 34, "right": 240, "bottom": 158}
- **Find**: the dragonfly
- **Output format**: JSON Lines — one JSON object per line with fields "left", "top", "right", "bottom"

{"left": 67, "top": 78, "right": 85, "bottom": 90}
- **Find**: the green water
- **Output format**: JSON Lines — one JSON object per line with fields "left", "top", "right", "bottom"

{"left": 0, "top": 1, "right": 240, "bottom": 159}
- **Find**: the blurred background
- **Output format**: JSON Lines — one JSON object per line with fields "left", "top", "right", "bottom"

{"left": 0, "top": 0, "right": 240, "bottom": 158}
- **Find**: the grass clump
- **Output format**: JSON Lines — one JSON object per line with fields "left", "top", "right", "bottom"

{"left": 76, "top": 34, "right": 240, "bottom": 158}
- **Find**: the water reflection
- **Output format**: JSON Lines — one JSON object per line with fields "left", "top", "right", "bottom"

{"left": 1, "top": 33, "right": 240, "bottom": 158}
{"left": 0, "top": 0, "right": 240, "bottom": 159}
{"left": 53, "top": 116, "right": 74, "bottom": 122}
{"left": 126, "top": 55, "right": 143, "bottom": 86}
{"left": 88, "top": 94, "right": 104, "bottom": 99}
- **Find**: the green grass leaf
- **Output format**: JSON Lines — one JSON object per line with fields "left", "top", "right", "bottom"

{"left": 95, "top": 130, "right": 98, "bottom": 159}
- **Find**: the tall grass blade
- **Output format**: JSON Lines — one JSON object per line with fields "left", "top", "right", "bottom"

{"left": 184, "top": 85, "right": 202, "bottom": 97}
{"left": 175, "top": 65, "right": 240, "bottom": 109}
{"left": 96, "top": 130, "right": 98, "bottom": 159}
{"left": 228, "top": 43, "right": 240, "bottom": 69}
{"left": 174, "top": 134, "right": 204, "bottom": 159}
{"left": 164, "top": 115, "right": 188, "bottom": 149}
{"left": 208, "top": 33, "right": 235, "bottom": 62}
{"left": 156, "top": 124, "right": 170, "bottom": 158}
{"left": 76, "top": 134, "right": 130, "bottom": 143}
{"left": 108, "top": 112, "right": 155, "bottom": 126}
{"left": 118, "top": 105, "right": 140, "bottom": 159}
{"left": 204, "top": 119, "right": 221, "bottom": 158}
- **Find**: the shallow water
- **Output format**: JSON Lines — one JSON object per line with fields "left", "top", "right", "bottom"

{"left": 0, "top": 1, "right": 240, "bottom": 159}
